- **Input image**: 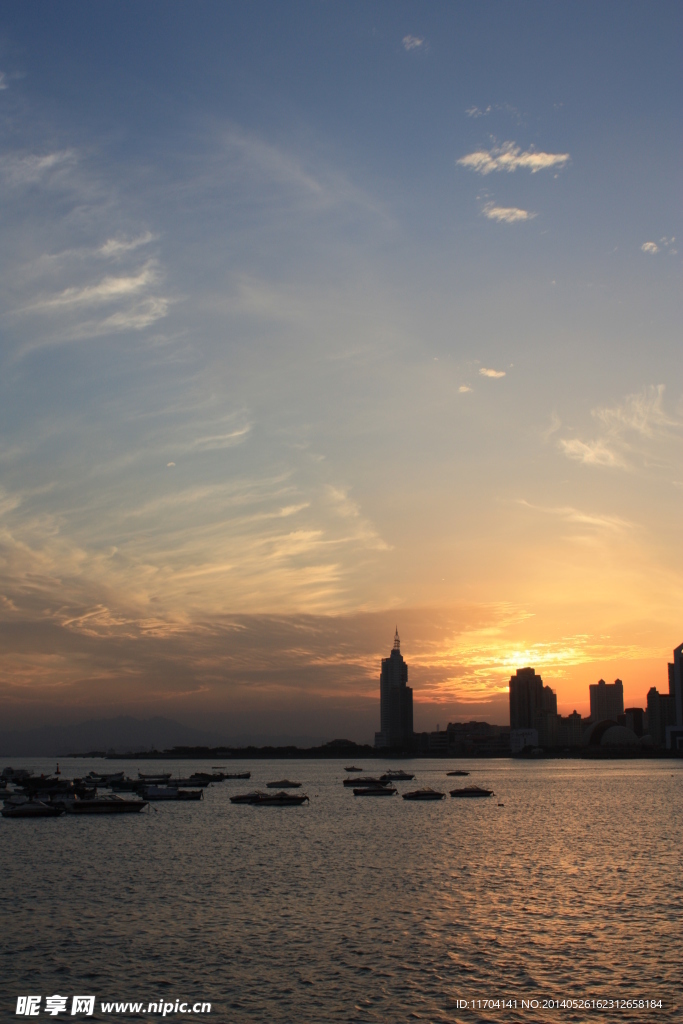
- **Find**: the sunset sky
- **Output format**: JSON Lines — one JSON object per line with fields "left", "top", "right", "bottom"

{"left": 1, "top": 2, "right": 681, "bottom": 741}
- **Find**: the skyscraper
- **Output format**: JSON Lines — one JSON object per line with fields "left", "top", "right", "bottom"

{"left": 374, "top": 628, "right": 413, "bottom": 749}
{"left": 589, "top": 679, "right": 624, "bottom": 722}
{"left": 508, "top": 667, "right": 558, "bottom": 750}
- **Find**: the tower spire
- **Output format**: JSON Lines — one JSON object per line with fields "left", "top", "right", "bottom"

{"left": 393, "top": 626, "right": 400, "bottom": 651}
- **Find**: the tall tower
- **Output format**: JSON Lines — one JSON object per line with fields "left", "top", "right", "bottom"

{"left": 375, "top": 628, "right": 413, "bottom": 749}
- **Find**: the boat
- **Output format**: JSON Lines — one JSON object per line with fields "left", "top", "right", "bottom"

{"left": 137, "top": 772, "right": 172, "bottom": 781}
{"left": 140, "top": 786, "right": 203, "bottom": 801}
{"left": 402, "top": 788, "right": 445, "bottom": 801}
{"left": 59, "top": 796, "right": 148, "bottom": 814}
{"left": 446, "top": 770, "right": 470, "bottom": 776}
{"left": 189, "top": 772, "right": 228, "bottom": 782}
{"left": 353, "top": 785, "right": 396, "bottom": 796}
{"left": 230, "top": 791, "right": 267, "bottom": 804}
{"left": 344, "top": 766, "right": 363, "bottom": 772}
{"left": 265, "top": 779, "right": 301, "bottom": 789}
{"left": 343, "top": 777, "right": 389, "bottom": 788}
{"left": 380, "top": 770, "right": 414, "bottom": 781}
{"left": 253, "top": 791, "right": 309, "bottom": 806}
{"left": 2, "top": 800, "right": 65, "bottom": 818}
{"left": 222, "top": 772, "right": 251, "bottom": 780}
{"left": 450, "top": 786, "right": 494, "bottom": 798}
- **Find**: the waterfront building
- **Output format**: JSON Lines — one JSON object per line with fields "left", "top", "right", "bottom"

{"left": 646, "top": 687, "right": 676, "bottom": 748}
{"left": 558, "top": 711, "right": 584, "bottom": 747}
{"left": 623, "top": 707, "right": 645, "bottom": 737}
{"left": 374, "top": 629, "right": 413, "bottom": 749}
{"left": 589, "top": 678, "right": 624, "bottom": 723}
{"left": 668, "top": 643, "right": 683, "bottom": 729}
{"left": 509, "top": 667, "right": 558, "bottom": 750}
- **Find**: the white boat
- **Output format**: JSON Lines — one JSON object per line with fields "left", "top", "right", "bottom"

{"left": 2, "top": 800, "right": 65, "bottom": 818}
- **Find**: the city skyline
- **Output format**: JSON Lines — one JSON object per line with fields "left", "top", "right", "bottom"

{"left": 0, "top": 3, "right": 681, "bottom": 740}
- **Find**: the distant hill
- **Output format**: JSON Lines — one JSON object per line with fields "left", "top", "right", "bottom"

{"left": 0, "top": 715, "right": 225, "bottom": 757}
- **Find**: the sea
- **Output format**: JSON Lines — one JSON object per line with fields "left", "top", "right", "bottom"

{"left": 1, "top": 758, "right": 680, "bottom": 1024}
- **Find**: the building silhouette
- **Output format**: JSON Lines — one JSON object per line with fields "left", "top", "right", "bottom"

{"left": 509, "top": 667, "right": 558, "bottom": 750}
{"left": 374, "top": 628, "right": 413, "bottom": 749}
{"left": 589, "top": 678, "right": 624, "bottom": 722}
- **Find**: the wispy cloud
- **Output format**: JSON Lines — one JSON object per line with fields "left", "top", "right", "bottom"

{"left": 479, "top": 367, "right": 506, "bottom": 378}
{"left": 459, "top": 385, "right": 472, "bottom": 393}
{"left": 402, "top": 35, "right": 425, "bottom": 51}
{"left": 483, "top": 201, "right": 534, "bottom": 223}
{"left": 0, "top": 150, "right": 76, "bottom": 186}
{"left": 559, "top": 385, "right": 683, "bottom": 470}
{"left": 517, "top": 499, "right": 633, "bottom": 533}
{"left": 98, "top": 232, "right": 155, "bottom": 258}
{"left": 22, "top": 262, "right": 158, "bottom": 313}
{"left": 0, "top": 72, "right": 8, "bottom": 90}
{"left": 189, "top": 426, "right": 251, "bottom": 452}
{"left": 641, "top": 241, "right": 659, "bottom": 254}
{"left": 457, "top": 141, "right": 569, "bottom": 175}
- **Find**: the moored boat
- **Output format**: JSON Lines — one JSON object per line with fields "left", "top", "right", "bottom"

{"left": 380, "top": 770, "right": 414, "bottom": 781}
{"left": 253, "top": 791, "right": 309, "bottom": 806}
{"left": 402, "top": 788, "right": 445, "bottom": 800}
{"left": 344, "top": 766, "right": 363, "bottom": 772}
{"left": 230, "top": 791, "right": 267, "bottom": 804}
{"left": 141, "top": 786, "right": 203, "bottom": 801}
{"left": 2, "top": 800, "right": 64, "bottom": 818}
{"left": 59, "top": 796, "right": 148, "bottom": 813}
{"left": 446, "top": 770, "right": 470, "bottom": 776}
{"left": 265, "top": 779, "right": 301, "bottom": 789}
{"left": 343, "top": 777, "right": 388, "bottom": 788}
{"left": 450, "top": 786, "right": 493, "bottom": 798}
{"left": 353, "top": 785, "right": 396, "bottom": 796}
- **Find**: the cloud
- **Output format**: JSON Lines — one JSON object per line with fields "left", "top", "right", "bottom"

{"left": 22, "top": 262, "right": 158, "bottom": 313}
{"left": 479, "top": 368, "right": 506, "bottom": 378}
{"left": 459, "top": 385, "right": 472, "bottom": 393}
{"left": 189, "top": 426, "right": 251, "bottom": 452}
{"left": 98, "top": 232, "right": 155, "bottom": 258}
{"left": 402, "top": 35, "right": 425, "bottom": 51}
{"left": 466, "top": 106, "right": 492, "bottom": 118}
{"left": 558, "top": 438, "right": 626, "bottom": 468}
{"left": 482, "top": 202, "right": 534, "bottom": 223}
{"left": 517, "top": 499, "right": 633, "bottom": 534}
{"left": 457, "top": 141, "right": 569, "bottom": 175}
{"left": 0, "top": 150, "right": 76, "bottom": 186}
{"left": 641, "top": 238, "right": 677, "bottom": 256}
{"left": 0, "top": 72, "right": 7, "bottom": 90}
{"left": 559, "top": 385, "right": 683, "bottom": 471}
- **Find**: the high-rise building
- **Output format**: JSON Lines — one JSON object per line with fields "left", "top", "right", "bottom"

{"left": 646, "top": 687, "right": 676, "bottom": 747}
{"left": 509, "top": 667, "right": 558, "bottom": 750}
{"left": 668, "top": 643, "right": 683, "bottom": 727}
{"left": 589, "top": 678, "right": 624, "bottom": 722}
{"left": 374, "top": 628, "right": 413, "bottom": 749}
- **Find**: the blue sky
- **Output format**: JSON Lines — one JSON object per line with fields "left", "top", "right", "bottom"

{"left": 0, "top": 2, "right": 681, "bottom": 740}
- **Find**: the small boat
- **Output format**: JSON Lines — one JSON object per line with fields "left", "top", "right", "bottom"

{"left": 189, "top": 772, "right": 228, "bottom": 782}
{"left": 450, "top": 786, "right": 493, "bottom": 798}
{"left": 60, "top": 796, "right": 148, "bottom": 814}
{"left": 266, "top": 779, "right": 301, "bottom": 789}
{"left": 222, "top": 772, "right": 251, "bottom": 780}
{"left": 138, "top": 772, "right": 171, "bottom": 781}
{"left": 380, "top": 770, "right": 414, "bottom": 781}
{"left": 402, "top": 788, "right": 445, "bottom": 801}
{"left": 354, "top": 785, "right": 396, "bottom": 796}
{"left": 2, "top": 800, "right": 65, "bottom": 818}
{"left": 253, "top": 791, "right": 309, "bottom": 806}
{"left": 230, "top": 791, "right": 267, "bottom": 804}
{"left": 141, "top": 786, "right": 203, "bottom": 801}
{"left": 343, "top": 777, "right": 388, "bottom": 788}
{"left": 344, "top": 766, "right": 363, "bottom": 772}
{"left": 446, "top": 770, "right": 470, "bottom": 776}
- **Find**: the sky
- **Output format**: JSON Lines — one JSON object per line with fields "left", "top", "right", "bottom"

{"left": 0, "top": 1, "right": 681, "bottom": 742}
